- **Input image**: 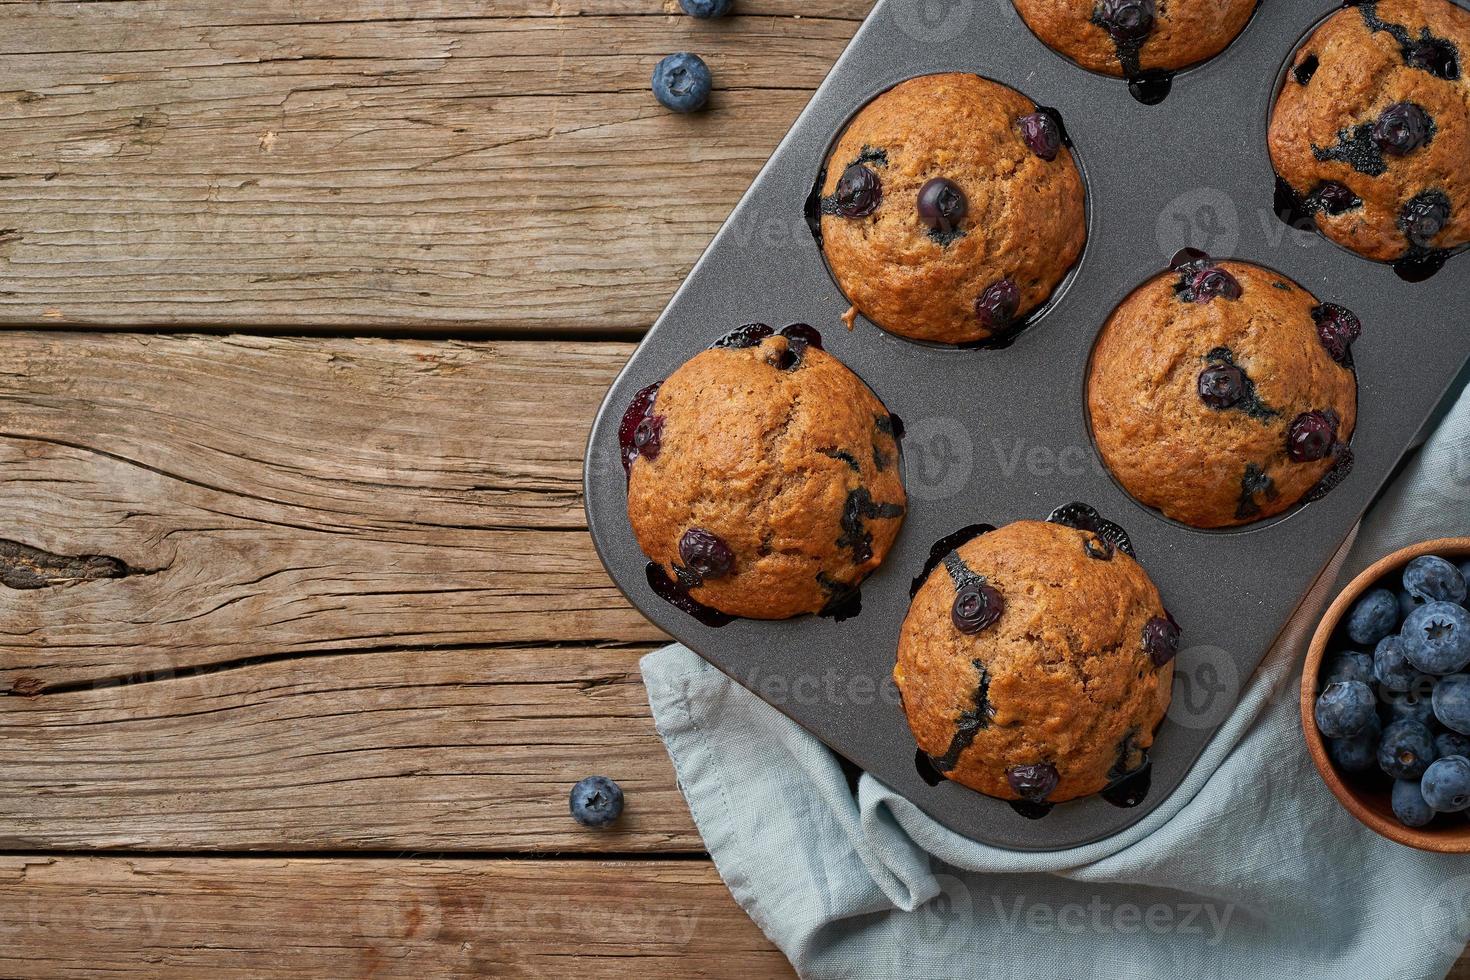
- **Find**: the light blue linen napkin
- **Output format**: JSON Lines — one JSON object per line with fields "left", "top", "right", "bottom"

{"left": 641, "top": 385, "right": 1470, "bottom": 979}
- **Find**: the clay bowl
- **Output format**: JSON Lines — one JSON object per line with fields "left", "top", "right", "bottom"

{"left": 1302, "top": 536, "right": 1470, "bottom": 852}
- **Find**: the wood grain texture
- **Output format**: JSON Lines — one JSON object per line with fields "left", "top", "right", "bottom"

{"left": 0, "top": 645, "right": 704, "bottom": 851}
{"left": 0, "top": 0, "right": 869, "bottom": 332}
{"left": 0, "top": 856, "right": 792, "bottom": 978}
{"left": 0, "top": 332, "right": 664, "bottom": 693}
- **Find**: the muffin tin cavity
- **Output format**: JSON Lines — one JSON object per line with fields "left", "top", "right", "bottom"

{"left": 585, "top": 0, "right": 1470, "bottom": 851}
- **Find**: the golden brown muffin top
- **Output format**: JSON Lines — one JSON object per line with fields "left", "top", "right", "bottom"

{"left": 818, "top": 73, "right": 1086, "bottom": 345}
{"left": 1269, "top": 0, "right": 1470, "bottom": 261}
{"left": 627, "top": 331, "right": 905, "bottom": 620}
{"left": 1088, "top": 258, "right": 1359, "bottom": 529}
{"left": 1013, "top": 0, "right": 1258, "bottom": 77}
{"left": 895, "top": 519, "right": 1173, "bottom": 804}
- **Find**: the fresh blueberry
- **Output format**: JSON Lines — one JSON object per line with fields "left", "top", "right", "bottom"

{"left": 1311, "top": 181, "right": 1361, "bottom": 215}
{"left": 1187, "top": 266, "right": 1243, "bottom": 303}
{"left": 679, "top": 0, "right": 733, "bottom": 17}
{"left": 1374, "top": 635, "right": 1421, "bottom": 692}
{"left": 1379, "top": 719, "right": 1437, "bottom": 779}
{"left": 678, "top": 528, "right": 734, "bottom": 583}
{"left": 1329, "top": 715, "right": 1382, "bottom": 773}
{"left": 1460, "top": 559, "right": 1470, "bottom": 587}
{"left": 952, "top": 583, "right": 1003, "bottom": 634}
{"left": 1392, "top": 778, "right": 1436, "bottom": 827}
{"left": 1434, "top": 674, "right": 1470, "bottom": 734}
{"left": 1383, "top": 679, "right": 1436, "bottom": 727}
{"left": 1143, "top": 614, "right": 1181, "bottom": 667}
{"left": 1403, "top": 601, "right": 1470, "bottom": 675}
{"left": 1197, "top": 364, "right": 1245, "bottom": 410}
{"left": 1400, "top": 588, "right": 1425, "bottom": 620}
{"left": 1287, "top": 410, "right": 1338, "bottom": 464}
{"left": 1018, "top": 111, "right": 1061, "bottom": 161}
{"left": 1315, "top": 680, "right": 1377, "bottom": 738}
{"left": 1311, "top": 303, "right": 1361, "bottom": 364}
{"left": 1422, "top": 755, "right": 1470, "bottom": 812}
{"left": 1325, "top": 649, "right": 1375, "bottom": 687}
{"left": 974, "top": 278, "right": 1020, "bottom": 332}
{"left": 569, "top": 775, "right": 625, "bottom": 828}
{"left": 1437, "top": 731, "right": 1470, "bottom": 758}
{"left": 1095, "top": 0, "right": 1155, "bottom": 41}
{"left": 1400, "top": 192, "right": 1451, "bottom": 248}
{"left": 833, "top": 163, "right": 882, "bottom": 218}
{"left": 1371, "top": 102, "right": 1432, "bottom": 156}
{"left": 652, "top": 53, "right": 712, "bottom": 113}
{"left": 1347, "top": 588, "right": 1400, "bottom": 645}
{"left": 1006, "top": 762, "right": 1059, "bottom": 802}
{"left": 1404, "top": 555, "right": 1468, "bottom": 605}
{"left": 917, "top": 178, "right": 968, "bottom": 234}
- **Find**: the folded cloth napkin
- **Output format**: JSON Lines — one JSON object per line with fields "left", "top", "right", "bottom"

{"left": 641, "top": 383, "right": 1470, "bottom": 980}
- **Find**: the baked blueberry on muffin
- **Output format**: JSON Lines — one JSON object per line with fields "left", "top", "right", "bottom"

{"left": 895, "top": 512, "right": 1176, "bottom": 809}
{"left": 816, "top": 73, "right": 1086, "bottom": 345}
{"left": 1013, "top": 0, "right": 1257, "bottom": 79}
{"left": 1088, "top": 253, "right": 1360, "bottom": 529}
{"left": 623, "top": 324, "right": 905, "bottom": 621}
{"left": 1270, "top": 0, "right": 1470, "bottom": 267}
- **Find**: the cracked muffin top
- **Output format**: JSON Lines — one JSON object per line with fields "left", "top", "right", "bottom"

{"left": 623, "top": 325, "right": 905, "bottom": 621}
{"left": 1088, "top": 254, "right": 1360, "bottom": 530}
{"left": 895, "top": 516, "right": 1176, "bottom": 806}
{"left": 1269, "top": 0, "right": 1470, "bottom": 262}
{"left": 816, "top": 73, "right": 1086, "bottom": 345}
{"left": 1012, "top": 0, "right": 1258, "bottom": 78}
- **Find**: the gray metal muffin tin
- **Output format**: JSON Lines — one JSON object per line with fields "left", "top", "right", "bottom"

{"left": 583, "top": 0, "right": 1470, "bottom": 850}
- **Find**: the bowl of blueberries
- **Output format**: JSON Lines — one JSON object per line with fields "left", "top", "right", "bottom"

{"left": 1303, "top": 537, "right": 1470, "bottom": 851}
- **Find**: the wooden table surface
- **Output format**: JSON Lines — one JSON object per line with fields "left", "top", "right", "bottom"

{"left": 0, "top": 2, "right": 1464, "bottom": 976}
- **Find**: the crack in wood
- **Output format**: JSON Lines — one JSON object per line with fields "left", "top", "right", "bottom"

{"left": 0, "top": 538, "right": 150, "bottom": 590}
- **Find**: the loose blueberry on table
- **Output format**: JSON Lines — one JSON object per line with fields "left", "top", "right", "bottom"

{"left": 1315, "top": 553, "right": 1470, "bottom": 827}
{"left": 569, "top": 775, "right": 625, "bottom": 828}
{"left": 652, "top": 52, "right": 713, "bottom": 113}
{"left": 679, "top": 0, "right": 732, "bottom": 17}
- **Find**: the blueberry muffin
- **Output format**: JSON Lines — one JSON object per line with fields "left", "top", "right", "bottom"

{"left": 1013, "top": 0, "right": 1257, "bottom": 77}
{"left": 816, "top": 73, "right": 1086, "bottom": 345}
{"left": 1088, "top": 253, "right": 1360, "bottom": 529}
{"left": 623, "top": 324, "right": 905, "bottom": 621}
{"left": 895, "top": 513, "right": 1177, "bottom": 806}
{"left": 1270, "top": 0, "right": 1470, "bottom": 262}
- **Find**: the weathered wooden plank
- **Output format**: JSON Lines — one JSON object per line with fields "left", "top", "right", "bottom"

{"left": 0, "top": 856, "right": 792, "bottom": 978}
{"left": 0, "top": 0, "right": 869, "bottom": 331}
{"left": 0, "top": 645, "right": 702, "bottom": 851}
{"left": 0, "top": 332, "right": 663, "bottom": 692}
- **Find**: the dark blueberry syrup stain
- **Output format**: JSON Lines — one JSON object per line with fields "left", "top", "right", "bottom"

{"left": 874, "top": 413, "right": 904, "bottom": 440}
{"left": 1101, "top": 760, "right": 1153, "bottom": 808}
{"left": 618, "top": 382, "right": 662, "bottom": 475}
{"left": 1201, "top": 348, "right": 1280, "bottom": 422}
{"left": 1273, "top": 177, "right": 1362, "bottom": 232}
{"left": 835, "top": 488, "right": 905, "bottom": 564}
{"left": 929, "top": 658, "right": 994, "bottom": 773}
{"left": 1090, "top": 6, "right": 1174, "bottom": 105}
{"left": 1047, "top": 502, "right": 1136, "bottom": 560}
{"left": 1293, "top": 53, "right": 1320, "bottom": 85}
{"left": 816, "top": 572, "right": 862, "bottom": 622}
{"left": 645, "top": 562, "right": 733, "bottom": 628}
{"left": 1009, "top": 800, "right": 1055, "bottom": 820}
{"left": 712, "top": 323, "right": 773, "bottom": 349}
{"left": 910, "top": 524, "right": 996, "bottom": 598}
{"left": 821, "top": 448, "right": 861, "bottom": 472}
{"left": 915, "top": 748, "right": 945, "bottom": 786}
{"left": 1311, "top": 120, "right": 1389, "bottom": 177}
{"left": 1357, "top": 2, "right": 1461, "bottom": 80}
{"left": 1304, "top": 444, "right": 1355, "bottom": 503}
{"left": 1235, "top": 462, "right": 1279, "bottom": 520}
{"left": 1126, "top": 71, "right": 1174, "bottom": 106}
{"left": 1394, "top": 248, "right": 1452, "bottom": 282}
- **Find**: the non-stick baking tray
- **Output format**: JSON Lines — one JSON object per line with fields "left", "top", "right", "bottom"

{"left": 583, "top": 0, "right": 1470, "bottom": 850}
